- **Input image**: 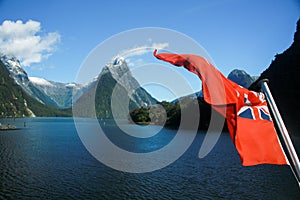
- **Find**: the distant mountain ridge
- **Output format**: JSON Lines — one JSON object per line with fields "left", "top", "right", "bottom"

{"left": 29, "top": 76, "right": 91, "bottom": 108}
{"left": 172, "top": 69, "right": 257, "bottom": 104}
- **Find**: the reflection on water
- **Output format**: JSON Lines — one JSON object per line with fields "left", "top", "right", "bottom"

{"left": 0, "top": 118, "right": 299, "bottom": 199}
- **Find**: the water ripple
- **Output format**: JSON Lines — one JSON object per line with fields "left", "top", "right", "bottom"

{"left": 0, "top": 118, "right": 299, "bottom": 199}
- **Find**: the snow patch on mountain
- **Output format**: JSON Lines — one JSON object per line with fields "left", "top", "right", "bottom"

{"left": 29, "top": 77, "right": 91, "bottom": 108}
{"left": 29, "top": 77, "right": 53, "bottom": 86}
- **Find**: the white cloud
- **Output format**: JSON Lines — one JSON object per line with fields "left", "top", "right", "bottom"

{"left": 126, "top": 58, "right": 145, "bottom": 67}
{"left": 0, "top": 20, "right": 60, "bottom": 67}
{"left": 152, "top": 42, "right": 169, "bottom": 50}
{"left": 119, "top": 42, "right": 169, "bottom": 58}
{"left": 117, "top": 42, "right": 169, "bottom": 67}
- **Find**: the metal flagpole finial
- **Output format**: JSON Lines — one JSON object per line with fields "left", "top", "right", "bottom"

{"left": 256, "top": 78, "right": 270, "bottom": 88}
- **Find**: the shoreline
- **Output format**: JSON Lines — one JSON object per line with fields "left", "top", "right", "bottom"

{"left": 0, "top": 124, "right": 21, "bottom": 131}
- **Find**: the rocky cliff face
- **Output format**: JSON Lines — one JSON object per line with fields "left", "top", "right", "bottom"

{"left": 0, "top": 58, "right": 34, "bottom": 117}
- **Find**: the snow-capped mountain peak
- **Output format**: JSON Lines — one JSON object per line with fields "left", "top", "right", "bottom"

{"left": 29, "top": 77, "right": 53, "bottom": 86}
{"left": 112, "top": 56, "right": 125, "bottom": 66}
{"left": 104, "top": 56, "right": 131, "bottom": 81}
{"left": 0, "top": 54, "right": 30, "bottom": 86}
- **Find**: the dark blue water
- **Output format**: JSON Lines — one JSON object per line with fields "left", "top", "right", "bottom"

{"left": 0, "top": 118, "right": 299, "bottom": 199}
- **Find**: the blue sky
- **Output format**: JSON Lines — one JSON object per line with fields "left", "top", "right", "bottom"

{"left": 0, "top": 0, "right": 299, "bottom": 101}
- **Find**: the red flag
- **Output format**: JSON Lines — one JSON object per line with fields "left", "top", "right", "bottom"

{"left": 154, "top": 50, "right": 287, "bottom": 166}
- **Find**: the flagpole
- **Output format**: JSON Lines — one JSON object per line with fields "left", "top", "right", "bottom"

{"left": 258, "top": 79, "right": 300, "bottom": 186}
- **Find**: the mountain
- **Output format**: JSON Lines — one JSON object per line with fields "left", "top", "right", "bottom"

{"left": 74, "top": 57, "right": 157, "bottom": 118}
{"left": 250, "top": 19, "right": 300, "bottom": 135}
{"left": 227, "top": 69, "right": 258, "bottom": 88}
{"left": 129, "top": 66, "right": 266, "bottom": 130}
{"left": 29, "top": 77, "right": 91, "bottom": 108}
{"left": 0, "top": 55, "right": 89, "bottom": 108}
{"left": 0, "top": 59, "right": 71, "bottom": 117}
{"left": 1, "top": 54, "right": 156, "bottom": 118}
{"left": 0, "top": 55, "right": 59, "bottom": 107}
{"left": 171, "top": 69, "right": 256, "bottom": 104}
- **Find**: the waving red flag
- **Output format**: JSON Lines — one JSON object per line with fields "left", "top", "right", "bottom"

{"left": 154, "top": 50, "right": 287, "bottom": 166}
